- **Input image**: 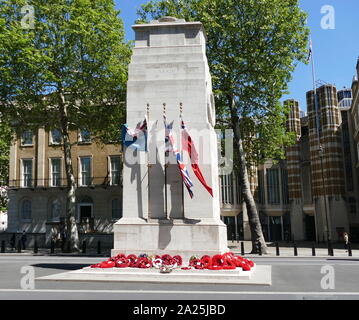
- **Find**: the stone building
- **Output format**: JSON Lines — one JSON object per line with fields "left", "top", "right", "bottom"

{"left": 4, "top": 128, "right": 122, "bottom": 248}
{"left": 220, "top": 85, "right": 359, "bottom": 242}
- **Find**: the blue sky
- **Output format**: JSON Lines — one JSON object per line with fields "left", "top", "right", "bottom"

{"left": 115, "top": 0, "right": 359, "bottom": 112}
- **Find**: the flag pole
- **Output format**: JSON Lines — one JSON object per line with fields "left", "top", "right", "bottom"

{"left": 147, "top": 103, "right": 151, "bottom": 221}
{"left": 310, "top": 37, "right": 331, "bottom": 243}
{"left": 180, "top": 102, "right": 185, "bottom": 219}
{"left": 163, "top": 103, "right": 169, "bottom": 220}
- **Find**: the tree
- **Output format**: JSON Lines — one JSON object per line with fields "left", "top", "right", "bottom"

{"left": 138, "top": 0, "right": 309, "bottom": 253}
{"left": 0, "top": 0, "right": 131, "bottom": 251}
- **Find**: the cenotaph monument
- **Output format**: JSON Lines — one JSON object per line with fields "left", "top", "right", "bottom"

{"left": 112, "top": 17, "right": 228, "bottom": 259}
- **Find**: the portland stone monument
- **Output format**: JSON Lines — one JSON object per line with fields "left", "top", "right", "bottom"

{"left": 112, "top": 17, "right": 228, "bottom": 259}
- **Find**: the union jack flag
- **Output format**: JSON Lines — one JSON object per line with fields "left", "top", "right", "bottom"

{"left": 122, "top": 116, "right": 147, "bottom": 151}
{"left": 165, "top": 121, "right": 194, "bottom": 198}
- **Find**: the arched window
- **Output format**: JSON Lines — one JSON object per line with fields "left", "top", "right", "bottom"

{"left": 51, "top": 199, "right": 62, "bottom": 222}
{"left": 112, "top": 198, "right": 122, "bottom": 220}
{"left": 21, "top": 200, "right": 32, "bottom": 220}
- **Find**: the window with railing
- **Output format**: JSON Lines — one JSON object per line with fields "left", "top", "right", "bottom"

{"left": 266, "top": 168, "right": 280, "bottom": 205}
{"left": 50, "top": 158, "right": 62, "bottom": 187}
{"left": 22, "top": 159, "right": 33, "bottom": 187}
{"left": 110, "top": 157, "right": 121, "bottom": 186}
{"left": 50, "top": 129, "right": 62, "bottom": 145}
{"left": 21, "top": 199, "right": 32, "bottom": 220}
{"left": 80, "top": 157, "right": 92, "bottom": 186}
{"left": 21, "top": 131, "right": 33, "bottom": 146}
{"left": 112, "top": 198, "right": 122, "bottom": 220}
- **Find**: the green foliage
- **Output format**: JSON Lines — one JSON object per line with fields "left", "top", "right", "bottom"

{"left": 0, "top": 0, "right": 131, "bottom": 142}
{"left": 0, "top": 119, "right": 12, "bottom": 186}
{"left": 138, "top": 0, "right": 309, "bottom": 168}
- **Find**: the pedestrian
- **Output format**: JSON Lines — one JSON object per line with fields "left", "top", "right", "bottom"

{"left": 343, "top": 232, "right": 349, "bottom": 251}
{"left": 21, "top": 230, "right": 27, "bottom": 250}
{"left": 10, "top": 233, "right": 16, "bottom": 251}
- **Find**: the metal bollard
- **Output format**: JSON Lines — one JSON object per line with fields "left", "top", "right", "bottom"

{"left": 1, "top": 240, "right": 5, "bottom": 253}
{"left": 82, "top": 240, "right": 86, "bottom": 254}
{"left": 328, "top": 241, "right": 333, "bottom": 256}
{"left": 34, "top": 240, "right": 38, "bottom": 254}
{"left": 312, "top": 243, "right": 316, "bottom": 256}
{"left": 258, "top": 243, "right": 262, "bottom": 256}
{"left": 97, "top": 241, "right": 101, "bottom": 255}
{"left": 348, "top": 243, "right": 352, "bottom": 257}
{"left": 294, "top": 243, "right": 298, "bottom": 256}
{"left": 241, "top": 241, "right": 245, "bottom": 256}
{"left": 17, "top": 240, "right": 21, "bottom": 253}
{"left": 50, "top": 240, "right": 55, "bottom": 254}
{"left": 275, "top": 242, "right": 280, "bottom": 256}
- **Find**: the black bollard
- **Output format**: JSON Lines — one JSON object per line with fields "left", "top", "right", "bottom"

{"left": 312, "top": 242, "right": 316, "bottom": 256}
{"left": 1, "top": 240, "right": 5, "bottom": 253}
{"left": 258, "top": 242, "right": 262, "bottom": 256}
{"left": 82, "top": 240, "right": 86, "bottom": 254}
{"left": 231, "top": 233, "right": 235, "bottom": 243}
{"left": 348, "top": 243, "right": 352, "bottom": 257}
{"left": 97, "top": 241, "right": 101, "bottom": 255}
{"left": 294, "top": 243, "right": 298, "bottom": 256}
{"left": 241, "top": 241, "right": 245, "bottom": 256}
{"left": 328, "top": 241, "right": 333, "bottom": 256}
{"left": 275, "top": 242, "right": 280, "bottom": 256}
{"left": 50, "top": 240, "right": 55, "bottom": 254}
{"left": 17, "top": 240, "right": 21, "bottom": 253}
{"left": 34, "top": 240, "right": 38, "bottom": 254}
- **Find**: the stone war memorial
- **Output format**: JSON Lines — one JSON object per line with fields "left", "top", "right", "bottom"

{"left": 37, "top": 17, "right": 271, "bottom": 285}
{"left": 112, "top": 16, "right": 227, "bottom": 260}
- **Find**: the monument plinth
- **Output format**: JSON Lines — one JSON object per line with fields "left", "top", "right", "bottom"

{"left": 112, "top": 17, "right": 228, "bottom": 260}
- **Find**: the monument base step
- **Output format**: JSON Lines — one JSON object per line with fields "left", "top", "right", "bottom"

{"left": 36, "top": 265, "right": 272, "bottom": 285}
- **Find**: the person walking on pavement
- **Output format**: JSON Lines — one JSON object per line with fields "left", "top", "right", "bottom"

{"left": 343, "top": 232, "right": 349, "bottom": 251}
{"left": 21, "top": 230, "right": 27, "bottom": 250}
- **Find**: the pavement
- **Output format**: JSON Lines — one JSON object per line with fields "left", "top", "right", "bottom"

{"left": 0, "top": 241, "right": 359, "bottom": 301}
{"left": 1, "top": 241, "right": 356, "bottom": 258}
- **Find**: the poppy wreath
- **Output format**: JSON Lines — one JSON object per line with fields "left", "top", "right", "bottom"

{"left": 90, "top": 260, "right": 115, "bottom": 269}
{"left": 207, "top": 254, "right": 224, "bottom": 270}
{"left": 173, "top": 255, "right": 183, "bottom": 267}
{"left": 135, "top": 257, "right": 153, "bottom": 269}
{"left": 200, "top": 255, "right": 212, "bottom": 269}
{"left": 115, "top": 256, "right": 130, "bottom": 268}
{"left": 127, "top": 254, "right": 138, "bottom": 267}
{"left": 161, "top": 254, "right": 175, "bottom": 266}
{"left": 189, "top": 258, "right": 204, "bottom": 269}
{"left": 222, "top": 253, "right": 237, "bottom": 270}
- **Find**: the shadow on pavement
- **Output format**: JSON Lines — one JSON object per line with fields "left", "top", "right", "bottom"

{"left": 31, "top": 263, "right": 90, "bottom": 271}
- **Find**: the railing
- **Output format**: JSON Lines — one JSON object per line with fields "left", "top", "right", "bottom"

{"left": 8, "top": 177, "right": 122, "bottom": 189}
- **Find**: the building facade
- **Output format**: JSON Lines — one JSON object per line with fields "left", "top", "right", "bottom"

{"left": 220, "top": 85, "right": 359, "bottom": 243}
{"left": 3, "top": 128, "right": 122, "bottom": 248}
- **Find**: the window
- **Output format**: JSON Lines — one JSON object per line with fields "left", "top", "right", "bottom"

{"left": 112, "top": 198, "right": 122, "bottom": 220}
{"left": 21, "top": 131, "right": 33, "bottom": 146}
{"left": 110, "top": 157, "right": 121, "bottom": 185}
{"left": 51, "top": 199, "right": 62, "bottom": 222}
{"left": 266, "top": 168, "right": 280, "bottom": 205}
{"left": 50, "top": 129, "right": 62, "bottom": 145}
{"left": 21, "top": 200, "right": 32, "bottom": 220}
{"left": 79, "top": 130, "right": 91, "bottom": 143}
{"left": 80, "top": 157, "right": 92, "bottom": 186}
{"left": 22, "top": 159, "right": 33, "bottom": 187}
{"left": 50, "top": 158, "right": 61, "bottom": 187}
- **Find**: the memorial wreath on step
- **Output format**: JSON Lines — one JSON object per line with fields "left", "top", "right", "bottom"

{"left": 90, "top": 252, "right": 254, "bottom": 273}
